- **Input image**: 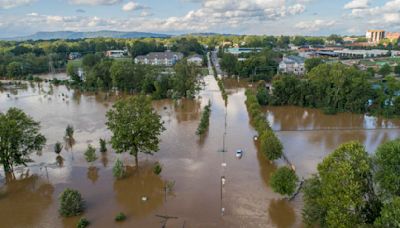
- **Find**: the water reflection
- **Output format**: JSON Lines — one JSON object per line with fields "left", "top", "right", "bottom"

{"left": 268, "top": 199, "right": 296, "bottom": 228}
{"left": 0, "top": 173, "right": 54, "bottom": 227}
{"left": 101, "top": 153, "right": 109, "bottom": 168}
{"left": 113, "top": 164, "right": 165, "bottom": 218}
{"left": 265, "top": 106, "right": 400, "bottom": 177}
{"left": 87, "top": 167, "right": 99, "bottom": 184}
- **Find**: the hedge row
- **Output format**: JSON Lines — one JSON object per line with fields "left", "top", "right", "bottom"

{"left": 196, "top": 101, "right": 212, "bottom": 135}
{"left": 245, "top": 89, "right": 283, "bottom": 161}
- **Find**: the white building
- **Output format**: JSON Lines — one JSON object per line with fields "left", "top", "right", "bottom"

{"left": 105, "top": 50, "right": 127, "bottom": 58}
{"left": 134, "top": 51, "right": 184, "bottom": 66}
{"left": 366, "top": 30, "right": 385, "bottom": 43}
{"left": 187, "top": 54, "right": 203, "bottom": 66}
{"left": 279, "top": 56, "right": 306, "bottom": 75}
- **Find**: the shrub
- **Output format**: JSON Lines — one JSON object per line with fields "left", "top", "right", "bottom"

{"left": 270, "top": 166, "right": 298, "bottom": 196}
{"left": 54, "top": 142, "right": 63, "bottom": 154}
{"left": 84, "top": 144, "right": 97, "bottom": 163}
{"left": 259, "top": 130, "right": 283, "bottom": 161}
{"left": 99, "top": 138, "right": 107, "bottom": 153}
{"left": 65, "top": 125, "right": 74, "bottom": 139}
{"left": 196, "top": 101, "right": 212, "bottom": 135}
{"left": 115, "top": 212, "right": 127, "bottom": 222}
{"left": 256, "top": 85, "right": 269, "bottom": 106}
{"left": 113, "top": 159, "right": 125, "bottom": 179}
{"left": 77, "top": 217, "right": 90, "bottom": 228}
{"left": 153, "top": 162, "right": 162, "bottom": 175}
{"left": 59, "top": 188, "right": 84, "bottom": 217}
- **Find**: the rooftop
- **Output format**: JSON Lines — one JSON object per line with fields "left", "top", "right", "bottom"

{"left": 136, "top": 51, "right": 183, "bottom": 60}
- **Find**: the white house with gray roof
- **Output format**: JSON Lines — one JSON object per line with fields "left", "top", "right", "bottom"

{"left": 134, "top": 51, "right": 184, "bottom": 66}
{"left": 279, "top": 56, "right": 306, "bottom": 75}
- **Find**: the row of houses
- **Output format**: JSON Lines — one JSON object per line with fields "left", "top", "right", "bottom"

{"left": 134, "top": 51, "right": 203, "bottom": 66}
{"left": 69, "top": 49, "right": 203, "bottom": 66}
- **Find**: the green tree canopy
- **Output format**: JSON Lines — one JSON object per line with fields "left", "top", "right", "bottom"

{"left": 259, "top": 130, "right": 283, "bottom": 161}
{"left": 0, "top": 108, "right": 46, "bottom": 173}
{"left": 379, "top": 64, "right": 392, "bottom": 76}
{"left": 172, "top": 59, "right": 201, "bottom": 98}
{"left": 374, "top": 196, "right": 400, "bottom": 227}
{"left": 305, "top": 58, "right": 323, "bottom": 72}
{"left": 106, "top": 95, "right": 165, "bottom": 166}
{"left": 375, "top": 139, "right": 400, "bottom": 198}
{"left": 302, "top": 142, "right": 380, "bottom": 227}
{"left": 220, "top": 53, "right": 238, "bottom": 76}
{"left": 270, "top": 166, "right": 298, "bottom": 196}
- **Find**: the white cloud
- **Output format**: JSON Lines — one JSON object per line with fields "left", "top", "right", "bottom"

{"left": 345, "top": 0, "right": 400, "bottom": 29}
{"left": 68, "top": 0, "right": 122, "bottom": 5}
{"left": 295, "top": 19, "right": 336, "bottom": 32}
{"left": 0, "top": 0, "right": 311, "bottom": 36}
{"left": 122, "top": 1, "right": 147, "bottom": 11}
{"left": 0, "top": 0, "right": 35, "bottom": 9}
{"left": 344, "top": 0, "right": 369, "bottom": 9}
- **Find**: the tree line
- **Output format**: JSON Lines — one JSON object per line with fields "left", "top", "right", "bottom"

{"left": 0, "top": 37, "right": 206, "bottom": 79}
{"left": 219, "top": 48, "right": 280, "bottom": 81}
{"left": 67, "top": 55, "right": 202, "bottom": 99}
{"left": 268, "top": 63, "right": 400, "bottom": 116}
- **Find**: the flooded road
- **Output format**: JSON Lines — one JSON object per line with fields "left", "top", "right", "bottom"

{"left": 1, "top": 77, "right": 399, "bottom": 227}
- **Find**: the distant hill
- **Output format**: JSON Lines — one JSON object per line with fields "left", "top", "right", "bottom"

{"left": 3, "top": 30, "right": 172, "bottom": 41}
{"left": 184, "top": 32, "right": 239, "bottom": 37}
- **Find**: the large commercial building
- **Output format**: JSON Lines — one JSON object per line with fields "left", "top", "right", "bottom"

{"left": 366, "top": 30, "right": 385, "bottom": 43}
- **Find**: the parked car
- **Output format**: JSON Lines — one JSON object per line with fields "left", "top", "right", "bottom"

{"left": 236, "top": 149, "right": 243, "bottom": 159}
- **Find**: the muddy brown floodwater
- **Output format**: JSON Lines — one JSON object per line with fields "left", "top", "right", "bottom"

{"left": 1, "top": 76, "right": 400, "bottom": 228}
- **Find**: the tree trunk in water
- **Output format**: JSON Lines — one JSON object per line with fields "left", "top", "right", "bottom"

{"left": 3, "top": 162, "right": 11, "bottom": 174}
{"left": 135, "top": 155, "right": 138, "bottom": 167}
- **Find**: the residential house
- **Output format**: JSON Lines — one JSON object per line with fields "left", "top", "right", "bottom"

{"left": 187, "top": 54, "right": 203, "bottom": 66}
{"left": 278, "top": 56, "right": 306, "bottom": 75}
{"left": 134, "top": 51, "right": 184, "bottom": 66}
{"left": 68, "top": 52, "right": 81, "bottom": 60}
{"left": 106, "top": 50, "right": 127, "bottom": 58}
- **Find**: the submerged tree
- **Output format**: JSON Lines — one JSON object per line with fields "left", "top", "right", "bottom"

{"left": 113, "top": 159, "right": 125, "bottom": 179}
{"left": 259, "top": 130, "right": 283, "bottom": 161}
{"left": 84, "top": 144, "right": 97, "bottom": 163}
{"left": 54, "top": 142, "right": 63, "bottom": 155}
{"left": 0, "top": 108, "right": 46, "bottom": 173}
{"left": 270, "top": 166, "right": 298, "bottom": 196}
{"left": 106, "top": 95, "right": 165, "bottom": 166}
{"left": 59, "top": 188, "right": 84, "bottom": 217}
{"left": 99, "top": 138, "right": 107, "bottom": 153}
{"left": 65, "top": 125, "right": 74, "bottom": 139}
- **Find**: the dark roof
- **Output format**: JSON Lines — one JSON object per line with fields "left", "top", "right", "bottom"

{"left": 136, "top": 52, "right": 183, "bottom": 60}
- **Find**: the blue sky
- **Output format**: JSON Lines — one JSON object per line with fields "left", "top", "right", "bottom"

{"left": 0, "top": 0, "right": 399, "bottom": 37}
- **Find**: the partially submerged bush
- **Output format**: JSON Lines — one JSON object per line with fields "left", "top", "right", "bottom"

{"left": 113, "top": 159, "right": 125, "bottom": 179}
{"left": 196, "top": 101, "right": 212, "bottom": 135}
{"left": 153, "top": 162, "right": 162, "bottom": 175}
{"left": 54, "top": 142, "right": 63, "bottom": 154}
{"left": 84, "top": 144, "right": 97, "bottom": 163}
{"left": 59, "top": 188, "right": 84, "bottom": 217}
{"left": 99, "top": 138, "right": 107, "bottom": 153}
{"left": 65, "top": 125, "right": 74, "bottom": 139}
{"left": 115, "top": 212, "right": 127, "bottom": 222}
{"left": 259, "top": 130, "right": 283, "bottom": 161}
{"left": 77, "top": 217, "right": 90, "bottom": 228}
{"left": 270, "top": 166, "right": 298, "bottom": 196}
